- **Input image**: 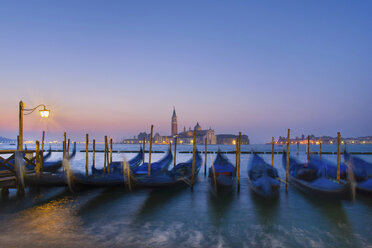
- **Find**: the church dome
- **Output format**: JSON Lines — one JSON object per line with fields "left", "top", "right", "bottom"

{"left": 194, "top": 122, "right": 202, "bottom": 131}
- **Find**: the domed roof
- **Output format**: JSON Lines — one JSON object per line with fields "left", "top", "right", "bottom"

{"left": 194, "top": 122, "right": 202, "bottom": 131}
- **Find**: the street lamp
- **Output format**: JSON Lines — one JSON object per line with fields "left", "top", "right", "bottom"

{"left": 19, "top": 100, "right": 50, "bottom": 150}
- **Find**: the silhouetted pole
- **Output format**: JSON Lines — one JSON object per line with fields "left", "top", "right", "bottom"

{"left": 86, "top": 134, "right": 89, "bottom": 175}
{"left": 174, "top": 137, "right": 177, "bottom": 167}
{"left": 204, "top": 137, "right": 207, "bottom": 177}
{"left": 142, "top": 137, "right": 145, "bottom": 162}
{"left": 286, "top": 129, "right": 290, "bottom": 192}
{"left": 104, "top": 137, "right": 107, "bottom": 174}
{"left": 35, "top": 140, "right": 40, "bottom": 176}
{"left": 93, "top": 139, "right": 96, "bottom": 168}
{"left": 64, "top": 132, "right": 67, "bottom": 159}
{"left": 296, "top": 141, "right": 299, "bottom": 155}
{"left": 105, "top": 136, "right": 110, "bottom": 173}
{"left": 235, "top": 138, "right": 238, "bottom": 171}
{"left": 148, "top": 125, "right": 153, "bottom": 176}
{"left": 19, "top": 101, "right": 24, "bottom": 151}
{"left": 237, "top": 132, "right": 242, "bottom": 192}
{"left": 67, "top": 139, "right": 70, "bottom": 155}
{"left": 41, "top": 131, "right": 45, "bottom": 151}
{"left": 337, "top": 132, "right": 341, "bottom": 182}
{"left": 319, "top": 137, "right": 322, "bottom": 160}
{"left": 110, "top": 138, "right": 113, "bottom": 164}
{"left": 271, "top": 136, "right": 274, "bottom": 167}
{"left": 307, "top": 135, "right": 310, "bottom": 166}
{"left": 191, "top": 130, "right": 196, "bottom": 189}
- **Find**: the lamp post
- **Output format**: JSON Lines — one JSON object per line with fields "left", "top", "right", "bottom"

{"left": 19, "top": 100, "right": 50, "bottom": 150}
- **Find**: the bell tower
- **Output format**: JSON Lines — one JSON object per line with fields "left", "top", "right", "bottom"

{"left": 171, "top": 107, "right": 177, "bottom": 136}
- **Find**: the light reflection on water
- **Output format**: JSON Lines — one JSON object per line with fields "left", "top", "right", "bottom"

{"left": 0, "top": 144, "right": 371, "bottom": 247}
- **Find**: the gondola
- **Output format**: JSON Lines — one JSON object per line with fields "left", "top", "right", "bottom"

{"left": 71, "top": 149, "right": 173, "bottom": 187}
{"left": 208, "top": 150, "right": 235, "bottom": 194}
{"left": 248, "top": 154, "right": 280, "bottom": 198}
{"left": 91, "top": 148, "right": 143, "bottom": 175}
{"left": 0, "top": 146, "right": 68, "bottom": 173}
{"left": 136, "top": 151, "right": 202, "bottom": 187}
{"left": 41, "top": 147, "right": 76, "bottom": 173}
{"left": 282, "top": 152, "right": 352, "bottom": 199}
{"left": 309, "top": 154, "right": 372, "bottom": 195}
{"left": 23, "top": 147, "right": 77, "bottom": 187}
{"left": 344, "top": 153, "right": 372, "bottom": 194}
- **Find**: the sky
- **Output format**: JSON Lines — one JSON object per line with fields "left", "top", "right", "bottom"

{"left": 0, "top": 0, "right": 371, "bottom": 143}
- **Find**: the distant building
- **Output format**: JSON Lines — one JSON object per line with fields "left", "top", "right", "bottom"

{"left": 171, "top": 107, "right": 178, "bottom": 136}
{"left": 177, "top": 122, "right": 217, "bottom": 144}
{"left": 217, "top": 134, "right": 250, "bottom": 145}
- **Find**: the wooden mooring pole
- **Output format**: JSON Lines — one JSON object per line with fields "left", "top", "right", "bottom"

{"left": 64, "top": 132, "right": 67, "bottom": 158}
{"left": 105, "top": 136, "right": 110, "bottom": 173}
{"left": 237, "top": 132, "right": 241, "bottom": 192}
{"left": 35, "top": 140, "right": 40, "bottom": 176}
{"left": 148, "top": 125, "right": 153, "bottom": 176}
{"left": 286, "top": 129, "right": 290, "bottom": 192}
{"left": 307, "top": 135, "right": 310, "bottom": 166}
{"left": 110, "top": 138, "right": 113, "bottom": 164}
{"left": 337, "top": 132, "right": 341, "bottom": 182}
{"left": 104, "top": 136, "right": 107, "bottom": 174}
{"left": 204, "top": 137, "right": 207, "bottom": 177}
{"left": 86, "top": 134, "right": 89, "bottom": 175}
{"left": 319, "top": 137, "right": 322, "bottom": 160}
{"left": 93, "top": 139, "right": 96, "bottom": 168}
{"left": 191, "top": 130, "right": 196, "bottom": 189}
{"left": 174, "top": 137, "right": 177, "bottom": 167}
{"left": 271, "top": 136, "right": 274, "bottom": 167}
{"left": 142, "top": 137, "right": 146, "bottom": 162}
{"left": 296, "top": 141, "right": 299, "bottom": 155}
{"left": 41, "top": 131, "right": 45, "bottom": 151}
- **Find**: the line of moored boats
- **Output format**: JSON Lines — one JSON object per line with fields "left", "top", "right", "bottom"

{"left": 2, "top": 146, "right": 372, "bottom": 199}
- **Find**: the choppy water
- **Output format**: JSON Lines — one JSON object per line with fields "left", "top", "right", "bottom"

{"left": 0, "top": 144, "right": 372, "bottom": 248}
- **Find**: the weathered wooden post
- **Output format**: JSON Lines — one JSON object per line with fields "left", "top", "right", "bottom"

{"left": 204, "top": 137, "right": 207, "bottom": 177}
{"left": 17, "top": 135, "right": 20, "bottom": 150}
{"left": 191, "top": 130, "right": 197, "bottom": 189}
{"left": 237, "top": 132, "right": 242, "bottom": 192}
{"left": 142, "top": 137, "right": 146, "bottom": 162}
{"left": 41, "top": 131, "right": 45, "bottom": 171}
{"left": 42, "top": 131, "right": 45, "bottom": 151}
{"left": 110, "top": 138, "right": 113, "bottom": 164}
{"left": 174, "top": 137, "right": 177, "bottom": 167}
{"left": 306, "top": 135, "right": 310, "bottom": 166}
{"left": 286, "top": 129, "right": 290, "bottom": 192}
{"left": 93, "top": 139, "right": 96, "bottom": 168}
{"left": 148, "top": 125, "right": 154, "bottom": 176}
{"left": 105, "top": 136, "right": 110, "bottom": 173}
{"left": 19, "top": 101, "right": 24, "bottom": 151}
{"left": 104, "top": 136, "right": 107, "bottom": 174}
{"left": 337, "top": 132, "right": 341, "bottom": 182}
{"left": 344, "top": 142, "right": 347, "bottom": 154}
{"left": 296, "top": 141, "right": 299, "bottom": 155}
{"left": 63, "top": 140, "right": 66, "bottom": 159}
{"left": 64, "top": 132, "right": 67, "bottom": 158}
{"left": 67, "top": 139, "right": 70, "bottom": 153}
{"left": 235, "top": 138, "right": 238, "bottom": 171}
{"left": 211, "top": 155, "right": 217, "bottom": 194}
{"left": 35, "top": 140, "right": 40, "bottom": 176}
{"left": 86, "top": 134, "right": 89, "bottom": 175}
{"left": 271, "top": 136, "right": 274, "bottom": 167}
{"left": 63, "top": 139, "right": 66, "bottom": 159}
{"left": 319, "top": 137, "right": 322, "bottom": 160}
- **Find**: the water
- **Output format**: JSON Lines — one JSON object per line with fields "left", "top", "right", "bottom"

{"left": 1, "top": 144, "right": 372, "bottom": 248}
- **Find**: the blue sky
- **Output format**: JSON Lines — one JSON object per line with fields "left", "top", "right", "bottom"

{"left": 0, "top": 1, "right": 371, "bottom": 143}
